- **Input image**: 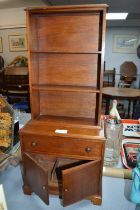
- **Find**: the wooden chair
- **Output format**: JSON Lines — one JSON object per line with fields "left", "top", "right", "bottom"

{"left": 0, "top": 69, "right": 5, "bottom": 94}
{"left": 0, "top": 56, "right": 5, "bottom": 94}
{"left": 4, "top": 67, "right": 30, "bottom": 108}
{"left": 102, "top": 67, "right": 116, "bottom": 115}
{"left": 103, "top": 68, "right": 116, "bottom": 87}
{"left": 118, "top": 61, "right": 137, "bottom": 88}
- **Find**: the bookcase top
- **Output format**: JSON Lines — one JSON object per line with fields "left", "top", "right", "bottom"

{"left": 25, "top": 4, "right": 109, "bottom": 13}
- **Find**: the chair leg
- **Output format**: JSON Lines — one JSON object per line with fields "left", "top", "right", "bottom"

{"left": 127, "top": 100, "right": 131, "bottom": 118}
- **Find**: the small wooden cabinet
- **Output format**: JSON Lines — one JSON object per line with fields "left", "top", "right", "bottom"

{"left": 19, "top": 4, "right": 108, "bottom": 207}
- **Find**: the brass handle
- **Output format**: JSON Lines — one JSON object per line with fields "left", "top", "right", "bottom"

{"left": 85, "top": 147, "right": 92, "bottom": 153}
{"left": 31, "top": 142, "right": 37, "bottom": 147}
{"left": 64, "top": 188, "right": 69, "bottom": 192}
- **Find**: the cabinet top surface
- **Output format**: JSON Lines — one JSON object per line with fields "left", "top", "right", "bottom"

{"left": 20, "top": 118, "right": 105, "bottom": 140}
{"left": 25, "top": 4, "right": 108, "bottom": 13}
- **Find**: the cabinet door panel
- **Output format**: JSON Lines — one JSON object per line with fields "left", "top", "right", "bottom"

{"left": 62, "top": 160, "right": 100, "bottom": 206}
{"left": 23, "top": 153, "right": 49, "bottom": 205}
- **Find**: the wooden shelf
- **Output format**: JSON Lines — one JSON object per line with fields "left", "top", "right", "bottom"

{"left": 36, "top": 115, "right": 96, "bottom": 128}
{"left": 30, "top": 51, "right": 102, "bottom": 54}
{"left": 32, "top": 85, "right": 100, "bottom": 93}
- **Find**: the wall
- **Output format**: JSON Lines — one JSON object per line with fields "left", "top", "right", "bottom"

{"left": 0, "top": 8, "right": 26, "bottom": 29}
{"left": 105, "top": 27, "right": 140, "bottom": 87}
{"left": 0, "top": 27, "right": 27, "bottom": 66}
{"left": 0, "top": 8, "right": 27, "bottom": 66}
{"left": 0, "top": 8, "right": 140, "bottom": 84}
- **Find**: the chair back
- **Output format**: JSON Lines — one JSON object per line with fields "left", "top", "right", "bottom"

{"left": 0, "top": 56, "right": 4, "bottom": 70}
{"left": 120, "top": 61, "right": 137, "bottom": 82}
{"left": 103, "top": 68, "right": 116, "bottom": 87}
{"left": 119, "top": 61, "right": 137, "bottom": 87}
{"left": 4, "top": 67, "right": 29, "bottom": 104}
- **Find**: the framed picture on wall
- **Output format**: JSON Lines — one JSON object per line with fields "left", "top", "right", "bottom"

{"left": 113, "top": 35, "right": 138, "bottom": 53}
{"left": 0, "top": 37, "right": 3, "bottom": 53}
{"left": 8, "top": 34, "right": 27, "bottom": 52}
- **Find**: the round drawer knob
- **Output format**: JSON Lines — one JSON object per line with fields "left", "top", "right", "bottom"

{"left": 85, "top": 147, "right": 92, "bottom": 153}
{"left": 31, "top": 142, "right": 37, "bottom": 147}
{"left": 42, "top": 186, "right": 46, "bottom": 190}
{"left": 64, "top": 188, "right": 68, "bottom": 192}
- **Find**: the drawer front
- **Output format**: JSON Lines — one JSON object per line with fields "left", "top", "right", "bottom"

{"left": 21, "top": 135, "right": 104, "bottom": 160}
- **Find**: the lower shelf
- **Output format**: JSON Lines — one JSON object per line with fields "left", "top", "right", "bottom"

{"left": 36, "top": 115, "right": 96, "bottom": 128}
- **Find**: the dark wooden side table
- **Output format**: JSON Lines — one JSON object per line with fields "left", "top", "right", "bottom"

{"left": 103, "top": 87, "right": 140, "bottom": 118}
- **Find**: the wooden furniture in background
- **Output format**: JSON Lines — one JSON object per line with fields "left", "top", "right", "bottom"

{"left": 4, "top": 67, "right": 29, "bottom": 105}
{"left": 103, "top": 87, "right": 140, "bottom": 118}
{"left": 0, "top": 56, "right": 5, "bottom": 94}
{"left": 102, "top": 66, "right": 116, "bottom": 115}
{"left": 0, "top": 69, "right": 5, "bottom": 94}
{"left": 19, "top": 4, "right": 108, "bottom": 207}
{"left": 118, "top": 61, "right": 137, "bottom": 88}
{"left": 103, "top": 68, "right": 116, "bottom": 87}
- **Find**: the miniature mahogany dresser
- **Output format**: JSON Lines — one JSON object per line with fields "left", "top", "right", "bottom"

{"left": 19, "top": 4, "right": 108, "bottom": 207}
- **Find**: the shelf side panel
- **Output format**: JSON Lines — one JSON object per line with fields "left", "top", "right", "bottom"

{"left": 31, "top": 90, "right": 40, "bottom": 118}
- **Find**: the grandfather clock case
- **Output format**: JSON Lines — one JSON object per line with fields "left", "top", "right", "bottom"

{"left": 20, "top": 4, "right": 108, "bottom": 207}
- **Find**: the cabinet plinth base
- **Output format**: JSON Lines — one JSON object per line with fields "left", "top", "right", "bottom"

{"left": 23, "top": 184, "right": 32, "bottom": 195}
{"left": 89, "top": 195, "right": 102, "bottom": 205}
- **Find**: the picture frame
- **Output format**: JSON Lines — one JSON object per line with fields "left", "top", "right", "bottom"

{"left": 113, "top": 35, "right": 138, "bottom": 53}
{"left": 0, "top": 37, "right": 3, "bottom": 53}
{"left": 8, "top": 35, "right": 27, "bottom": 52}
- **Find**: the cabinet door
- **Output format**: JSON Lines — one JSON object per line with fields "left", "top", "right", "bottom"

{"left": 62, "top": 160, "right": 101, "bottom": 206}
{"left": 23, "top": 153, "right": 49, "bottom": 205}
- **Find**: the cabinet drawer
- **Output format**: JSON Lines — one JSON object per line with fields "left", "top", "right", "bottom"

{"left": 21, "top": 135, "right": 104, "bottom": 160}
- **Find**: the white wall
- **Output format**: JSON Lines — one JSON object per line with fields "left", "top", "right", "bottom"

{"left": 0, "top": 8, "right": 26, "bottom": 29}
{"left": 105, "top": 27, "right": 140, "bottom": 87}
{"left": 0, "top": 28, "right": 27, "bottom": 66}
{"left": 0, "top": 8, "right": 27, "bottom": 66}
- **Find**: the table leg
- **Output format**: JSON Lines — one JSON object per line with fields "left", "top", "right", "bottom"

{"left": 128, "top": 100, "right": 131, "bottom": 118}
{"left": 132, "top": 100, "right": 137, "bottom": 118}
{"left": 105, "top": 96, "right": 110, "bottom": 115}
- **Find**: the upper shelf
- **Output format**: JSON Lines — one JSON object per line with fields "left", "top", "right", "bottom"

{"left": 32, "top": 85, "right": 100, "bottom": 93}
{"left": 28, "top": 12, "right": 103, "bottom": 53}
{"left": 30, "top": 51, "right": 102, "bottom": 54}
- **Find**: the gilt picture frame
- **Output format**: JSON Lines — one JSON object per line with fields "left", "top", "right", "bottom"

{"left": 8, "top": 34, "right": 27, "bottom": 52}
{"left": 0, "top": 37, "right": 3, "bottom": 53}
{"left": 113, "top": 35, "right": 138, "bottom": 53}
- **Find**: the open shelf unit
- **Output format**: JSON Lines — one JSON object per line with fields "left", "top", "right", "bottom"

{"left": 27, "top": 5, "right": 107, "bottom": 125}
{"left": 20, "top": 5, "right": 108, "bottom": 207}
